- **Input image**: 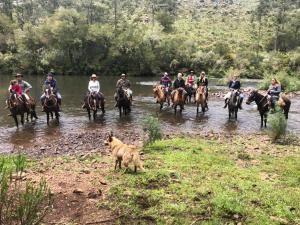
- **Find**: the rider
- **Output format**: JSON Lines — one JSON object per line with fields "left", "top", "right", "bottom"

{"left": 9, "top": 80, "right": 22, "bottom": 96}
{"left": 267, "top": 78, "right": 281, "bottom": 112}
{"left": 185, "top": 70, "right": 196, "bottom": 87}
{"left": 197, "top": 71, "right": 208, "bottom": 99}
{"left": 197, "top": 71, "right": 209, "bottom": 108}
{"left": 223, "top": 75, "right": 243, "bottom": 109}
{"left": 86, "top": 74, "right": 102, "bottom": 108}
{"left": 115, "top": 73, "right": 133, "bottom": 106}
{"left": 160, "top": 72, "right": 172, "bottom": 95}
{"left": 171, "top": 73, "right": 187, "bottom": 107}
{"left": 41, "top": 72, "right": 62, "bottom": 111}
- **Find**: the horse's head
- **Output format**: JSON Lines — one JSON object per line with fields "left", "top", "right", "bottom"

{"left": 246, "top": 89, "right": 258, "bottom": 105}
{"left": 197, "top": 86, "right": 205, "bottom": 94}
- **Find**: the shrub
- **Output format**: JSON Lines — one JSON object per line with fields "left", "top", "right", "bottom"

{"left": 268, "top": 108, "right": 287, "bottom": 141}
{"left": 0, "top": 155, "right": 52, "bottom": 225}
{"left": 143, "top": 116, "right": 162, "bottom": 145}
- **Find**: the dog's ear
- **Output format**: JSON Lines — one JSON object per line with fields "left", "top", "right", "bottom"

{"left": 108, "top": 131, "right": 113, "bottom": 142}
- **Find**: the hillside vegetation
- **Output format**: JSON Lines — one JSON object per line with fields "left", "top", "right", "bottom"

{"left": 0, "top": 0, "right": 299, "bottom": 78}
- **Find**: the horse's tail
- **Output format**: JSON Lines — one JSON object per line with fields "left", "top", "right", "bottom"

{"left": 284, "top": 99, "right": 291, "bottom": 120}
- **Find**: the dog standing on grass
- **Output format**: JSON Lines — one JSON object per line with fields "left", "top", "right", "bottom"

{"left": 106, "top": 132, "right": 144, "bottom": 172}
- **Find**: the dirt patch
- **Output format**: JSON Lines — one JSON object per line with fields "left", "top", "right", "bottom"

{"left": 26, "top": 157, "right": 119, "bottom": 224}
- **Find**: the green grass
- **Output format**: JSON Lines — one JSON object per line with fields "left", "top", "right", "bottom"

{"left": 102, "top": 137, "right": 300, "bottom": 224}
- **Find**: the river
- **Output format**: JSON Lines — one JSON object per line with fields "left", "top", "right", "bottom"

{"left": 0, "top": 75, "right": 299, "bottom": 153}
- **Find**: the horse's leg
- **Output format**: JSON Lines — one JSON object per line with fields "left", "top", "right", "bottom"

{"left": 87, "top": 108, "right": 91, "bottom": 120}
{"left": 196, "top": 103, "right": 199, "bottom": 114}
{"left": 50, "top": 112, "right": 53, "bottom": 120}
{"left": 228, "top": 108, "right": 231, "bottom": 119}
{"left": 260, "top": 113, "right": 263, "bottom": 128}
{"left": 101, "top": 100, "right": 105, "bottom": 114}
{"left": 13, "top": 115, "right": 19, "bottom": 128}
{"left": 235, "top": 108, "right": 238, "bottom": 120}
{"left": 55, "top": 111, "right": 60, "bottom": 123}
{"left": 160, "top": 102, "right": 163, "bottom": 111}
{"left": 180, "top": 105, "right": 183, "bottom": 114}
{"left": 93, "top": 109, "right": 97, "bottom": 120}
{"left": 174, "top": 104, "right": 177, "bottom": 115}
{"left": 47, "top": 112, "right": 50, "bottom": 125}
{"left": 21, "top": 113, "right": 24, "bottom": 125}
{"left": 26, "top": 112, "right": 29, "bottom": 122}
{"left": 119, "top": 106, "right": 122, "bottom": 117}
{"left": 264, "top": 113, "right": 267, "bottom": 128}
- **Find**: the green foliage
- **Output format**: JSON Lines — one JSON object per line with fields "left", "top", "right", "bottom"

{"left": 0, "top": 155, "right": 52, "bottom": 225}
{"left": 0, "top": 0, "right": 299, "bottom": 77}
{"left": 268, "top": 108, "right": 287, "bottom": 141}
{"left": 143, "top": 116, "right": 162, "bottom": 145}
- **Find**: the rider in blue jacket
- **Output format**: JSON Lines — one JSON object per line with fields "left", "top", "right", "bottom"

{"left": 41, "top": 72, "right": 62, "bottom": 111}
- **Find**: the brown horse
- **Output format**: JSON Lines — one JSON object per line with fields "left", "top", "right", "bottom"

{"left": 43, "top": 88, "right": 60, "bottom": 125}
{"left": 172, "top": 88, "right": 185, "bottom": 114}
{"left": 83, "top": 92, "right": 105, "bottom": 120}
{"left": 195, "top": 86, "right": 207, "bottom": 114}
{"left": 7, "top": 94, "right": 27, "bottom": 128}
{"left": 153, "top": 85, "right": 170, "bottom": 111}
{"left": 25, "top": 96, "right": 38, "bottom": 121}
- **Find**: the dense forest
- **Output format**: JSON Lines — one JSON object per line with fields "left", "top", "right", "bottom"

{"left": 0, "top": 0, "right": 299, "bottom": 78}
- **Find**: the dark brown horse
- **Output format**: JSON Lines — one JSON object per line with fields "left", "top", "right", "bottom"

{"left": 43, "top": 88, "right": 60, "bottom": 125}
{"left": 116, "top": 87, "right": 131, "bottom": 116}
{"left": 83, "top": 92, "right": 105, "bottom": 120}
{"left": 228, "top": 90, "right": 239, "bottom": 120}
{"left": 153, "top": 85, "right": 170, "bottom": 111}
{"left": 7, "top": 94, "right": 27, "bottom": 128}
{"left": 246, "top": 89, "right": 291, "bottom": 128}
{"left": 172, "top": 88, "right": 185, "bottom": 115}
{"left": 185, "top": 85, "right": 196, "bottom": 104}
{"left": 25, "top": 96, "right": 38, "bottom": 121}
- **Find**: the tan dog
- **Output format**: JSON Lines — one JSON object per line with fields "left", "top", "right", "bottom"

{"left": 106, "top": 132, "right": 144, "bottom": 172}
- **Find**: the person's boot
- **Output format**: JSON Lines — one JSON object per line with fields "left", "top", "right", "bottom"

{"left": 223, "top": 99, "right": 228, "bottom": 108}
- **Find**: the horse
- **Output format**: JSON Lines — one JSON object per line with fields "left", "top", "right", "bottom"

{"left": 153, "top": 85, "right": 170, "bottom": 111}
{"left": 116, "top": 87, "right": 131, "bottom": 116}
{"left": 246, "top": 89, "right": 291, "bottom": 128}
{"left": 25, "top": 96, "right": 38, "bottom": 121}
{"left": 228, "top": 90, "right": 239, "bottom": 120}
{"left": 172, "top": 87, "right": 185, "bottom": 115}
{"left": 83, "top": 92, "right": 105, "bottom": 120}
{"left": 7, "top": 93, "right": 28, "bottom": 128}
{"left": 185, "top": 85, "right": 196, "bottom": 104}
{"left": 43, "top": 88, "right": 60, "bottom": 125}
{"left": 195, "top": 86, "right": 207, "bottom": 114}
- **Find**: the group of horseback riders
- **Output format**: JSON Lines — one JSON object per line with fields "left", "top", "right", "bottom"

{"left": 158, "top": 71, "right": 209, "bottom": 108}
{"left": 6, "top": 69, "right": 284, "bottom": 125}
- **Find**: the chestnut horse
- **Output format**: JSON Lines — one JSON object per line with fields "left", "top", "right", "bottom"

{"left": 172, "top": 88, "right": 185, "bottom": 115}
{"left": 195, "top": 86, "right": 207, "bottom": 114}
{"left": 83, "top": 92, "right": 105, "bottom": 120}
{"left": 153, "top": 85, "right": 170, "bottom": 111}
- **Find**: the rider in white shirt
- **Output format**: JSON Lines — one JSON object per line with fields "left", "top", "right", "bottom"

{"left": 88, "top": 74, "right": 100, "bottom": 93}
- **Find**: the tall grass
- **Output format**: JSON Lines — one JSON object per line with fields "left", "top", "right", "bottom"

{"left": 0, "top": 155, "right": 52, "bottom": 225}
{"left": 143, "top": 116, "right": 162, "bottom": 145}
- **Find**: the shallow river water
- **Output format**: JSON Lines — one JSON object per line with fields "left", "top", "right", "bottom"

{"left": 0, "top": 75, "right": 299, "bottom": 153}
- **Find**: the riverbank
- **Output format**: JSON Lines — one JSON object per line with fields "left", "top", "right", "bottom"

{"left": 1, "top": 132, "right": 299, "bottom": 224}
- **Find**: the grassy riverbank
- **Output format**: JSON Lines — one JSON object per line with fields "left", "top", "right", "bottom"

{"left": 1, "top": 134, "right": 299, "bottom": 224}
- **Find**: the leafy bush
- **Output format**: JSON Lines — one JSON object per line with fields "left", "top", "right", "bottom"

{"left": 143, "top": 116, "right": 162, "bottom": 145}
{"left": 268, "top": 109, "right": 287, "bottom": 141}
{"left": 0, "top": 155, "right": 52, "bottom": 225}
